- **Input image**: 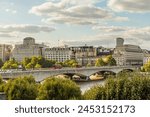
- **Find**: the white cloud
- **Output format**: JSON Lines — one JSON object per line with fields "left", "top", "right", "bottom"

{"left": 29, "top": 0, "right": 128, "bottom": 25}
{"left": 108, "top": 0, "right": 150, "bottom": 13}
{"left": 0, "top": 24, "right": 55, "bottom": 37}
{"left": 5, "top": 9, "right": 17, "bottom": 14}
{"left": 64, "top": 26, "right": 150, "bottom": 48}
{"left": 0, "top": 33, "right": 15, "bottom": 37}
{"left": 0, "top": 24, "right": 55, "bottom": 33}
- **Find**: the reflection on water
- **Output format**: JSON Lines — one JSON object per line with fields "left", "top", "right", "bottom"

{"left": 76, "top": 80, "right": 105, "bottom": 93}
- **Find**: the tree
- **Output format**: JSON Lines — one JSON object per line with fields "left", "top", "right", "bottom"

{"left": 0, "top": 76, "right": 5, "bottom": 92}
{"left": 37, "top": 77, "right": 81, "bottom": 100}
{"left": 142, "top": 61, "right": 150, "bottom": 72}
{"left": 95, "top": 55, "right": 116, "bottom": 67}
{"left": 106, "top": 55, "right": 116, "bottom": 66}
{"left": 2, "top": 58, "right": 19, "bottom": 69}
{"left": 22, "top": 57, "right": 31, "bottom": 68}
{"left": 0, "top": 59, "right": 4, "bottom": 68}
{"left": 63, "top": 59, "right": 78, "bottom": 67}
{"left": 95, "top": 58, "right": 105, "bottom": 67}
{"left": 83, "top": 72, "right": 150, "bottom": 100}
{"left": 35, "top": 64, "right": 41, "bottom": 69}
{"left": 4, "top": 76, "right": 37, "bottom": 100}
{"left": 22, "top": 56, "right": 56, "bottom": 69}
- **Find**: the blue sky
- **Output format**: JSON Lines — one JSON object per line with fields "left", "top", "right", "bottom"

{"left": 0, "top": 0, "right": 150, "bottom": 49}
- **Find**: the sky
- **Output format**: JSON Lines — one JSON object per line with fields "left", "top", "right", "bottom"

{"left": 0, "top": 0, "right": 150, "bottom": 49}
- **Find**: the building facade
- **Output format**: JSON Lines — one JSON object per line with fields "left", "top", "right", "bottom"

{"left": 143, "top": 49, "right": 150, "bottom": 64}
{"left": 113, "top": 38, "right": 144, "bottom": 66}
{"left": 44, "top": 47, "right": 74, "bottom": 63}
{"left": 11, "top": 37, "right": 46, "bottom": 62}
{"left": 0, "top": 44, "right": 12, "bottom": 61}
{"left": 70, "top": 46, "right": 97, "bottom": 66}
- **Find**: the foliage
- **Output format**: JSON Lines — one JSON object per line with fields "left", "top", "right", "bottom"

{"left": 37, "top": 77, "right": 81, "bottom": 100}
{"left": 106, "top": 55, "right": 116, "bottom": 66}
{"left": 0, "top": 76, "right": 5, "bottom": 92}
{"left": 4, "top": 76, "right": 37, "bottom": 100}
{"left": 95, "top": 55, "right": 116, "bottom": 67}
{"left": 2, "top": 58, "right": 19, "bottom": 69}
{"left": 0, "top": 59, "right": 4, "bottom": 68}
{"left": 22, "top": 56, "right": 56, "bottom": 69}
{"left": 63, "top": 59, "right": 78, "bottom": 67}
{"left": 95, "top": 58, "right": 106, "bottom": 67}
{"left": 83, "top": 72, "right": 150, "bottom": 100}
{"left": 142, "top": 61, "right": 150, "bottom": 72}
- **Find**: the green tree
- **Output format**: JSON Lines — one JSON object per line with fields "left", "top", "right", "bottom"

{"left": 31, "top": 56, "right": 38, "bottom": 67}
{"left": 22, "top": 57, "right": 31, "bottom": 68}
{"left": 26, "top": 63, "right": 34, "bottom": 69}
{"left": 4, "top": 76, "right": 37, "bottom": 100}
{"left": 63, "top": 59, "right": 78, "bottom": 67}
{"left": 0, "top": 59, "right": 4, "bottom": 68}
{"left": 35, "top": 64, "right": 41, "bottom": 69}
{"left": 37, "top": 77, "right": 81, "bottom": 100}
{"left": 142, "top": 61, "right": 150, "bottom": 72}
{"left": 106, "top": 55, "right": 116, "bottom": 66}
{"left": 2, "top": 58, "right": 19, "bottom": 69}
{"left": 83, "top": 72, "right": 150, "bottom": 100}
{"left": 95, "top": 58, "right": 105, "bottom": 67}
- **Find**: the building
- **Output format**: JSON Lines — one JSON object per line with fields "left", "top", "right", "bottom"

{"left": 0, "top": 44, "right": 12, "bottom": 61}
{"left": 44, "top": 47, "right": 74, "bottom": 62}
{"left": 143, "top": 49, "right": 150, "bottom": 64}
{"left": 96, "top": 46, "right": 113, "bottom": 56}
{"left": 11, "top": 37, "right": 46, "bottom": 62}
{"left": 70, "top": 46, "right": 97, "bottom": 66}
{"left": 113, "top": 38, "right": 144, "bottom": 66}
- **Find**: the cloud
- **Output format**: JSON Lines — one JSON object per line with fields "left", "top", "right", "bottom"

{"left": 64, "top": 26, "right": 150, "bottom": 48}
{"left": 0, "top": 33, "right": 15, "bottom": 37}
{"left": 92, "top": 26, "right": 129, "bottom": 32}
{"left": 5, "top": 9, "right": 17, "bottom": 14}
{"left": 0, "top": 24, "right": 55, "bottom": 33}
{"left": 108, "top": 0, "right": 150, "bottom": 13}
{"left": 0, "top": 24, "right": 55, "bottom": 38}
{"left": 29, "top": 0, "right": 128, "bottom": 25}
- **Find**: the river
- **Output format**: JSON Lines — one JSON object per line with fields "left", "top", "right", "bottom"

{"left": 76, "top": 79, "right": 105, "bottom": 93}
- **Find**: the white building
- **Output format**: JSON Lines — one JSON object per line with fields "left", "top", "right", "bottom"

{"left": 44, "top": 47, "right": 74, "bottom": 62}
{"left": 11, "top": 37, "right": 46, "bottom": 62}
{"left": 113, "top": 38, "right": 144, "bottom": 66}
{"left": 143, "top": 49, "right": 150, "bottom": 64}
{"left": 70, "top": 46, "right": 96, "bottom": 66}
{"left": 0, "top": 44, "right": 12, "bottom": 61}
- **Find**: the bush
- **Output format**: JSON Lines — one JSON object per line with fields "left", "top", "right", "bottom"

{"left": 4, "top": 76, "right": 37, "bottom": 100}
{"left": 83, "top": 73, "right": 150, "bottom": 100}
{"left": 37, "top": 77, "right": 81, "bottom": 100}
{"left": 0, "top": 76, "right": 5, "bottom": 92}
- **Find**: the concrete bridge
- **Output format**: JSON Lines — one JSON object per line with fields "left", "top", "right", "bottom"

{"left": 0, "top": 66, "right": 138, "bottom": 82}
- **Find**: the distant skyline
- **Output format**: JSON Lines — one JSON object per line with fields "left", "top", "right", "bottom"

{"left": 0, "top": 0, "right": 150, "bottom": 49}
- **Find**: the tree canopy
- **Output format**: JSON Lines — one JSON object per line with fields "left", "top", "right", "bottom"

{"left": 4, "top": 76, "right": 38, "bottom": 100}
{"left": 37, "top": 77, "right": 81, "bottom": 100}
{"left": 2, "top": 58, "right": 19, "bottom": 69}
{"left": 95, "top": 55, "right": 116, "bottom": 67}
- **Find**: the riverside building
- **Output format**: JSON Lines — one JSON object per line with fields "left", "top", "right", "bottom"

{"left": 70, "top": 46, "right": 97, "bottom": 66}
{"left": 44, "top": 47, "right": 75, "bottom": 63}
{"left": 0, "top": 44, "right": 12, "bottom": 61}
{"left": 11, "top": 37, "right": 46, "bottom": 62}
{"left": 113, "top": 38, "right": 144, "bottom": 66}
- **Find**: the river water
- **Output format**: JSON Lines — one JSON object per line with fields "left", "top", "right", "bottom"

{"left": 76, "top": 80, "right": 105, "bottom": 93}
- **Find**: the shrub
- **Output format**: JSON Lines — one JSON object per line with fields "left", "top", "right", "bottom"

{"left": 83, "top": 72, "right": 150, "bottom": 100}
{"left": 4, "top": 76, "right": 37, "bottom": 100}
{"left": 0, "top": 76, "right": 5, "bottom": 92}
{"left": 37, "top": 77, "right": 81, "bottom": 100}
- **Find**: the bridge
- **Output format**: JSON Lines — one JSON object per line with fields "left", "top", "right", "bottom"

{"left": 0, "top": 66, "right": 138, "bottom": 82}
